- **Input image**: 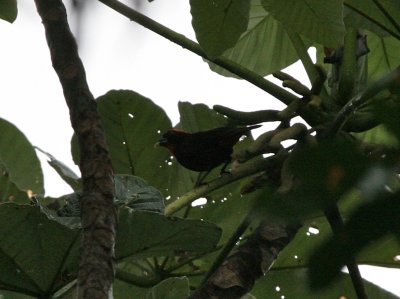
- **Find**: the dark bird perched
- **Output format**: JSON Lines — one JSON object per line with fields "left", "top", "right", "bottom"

{"left": 156, "top": 125, "right": 261, "bottom": 179}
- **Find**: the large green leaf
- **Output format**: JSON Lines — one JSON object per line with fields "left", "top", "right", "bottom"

{"left": 345, "top": 0, "right": 400, "bottom": 39}
{"left": 0, "top": 203, "right": 80, "bottom": 296}
{"left": 0, "top": 118, "right": 44, "bottom": 195}
{"left": 0, "top": 0, "right": 17, "bottom": 23}
{"left": 262, "top": 0, "right": 345, "bottom": 47}
{"left": 251, "top": 269, "right": 399, "bottom": 298}
{"left": 116, "top": 208, "right": 222, "bottom": 259}
{"left": 210, "top": 0, "right": 309, "bottom": 77}
{"left": 190, "top": 0, "right": 250, "bottom": 58}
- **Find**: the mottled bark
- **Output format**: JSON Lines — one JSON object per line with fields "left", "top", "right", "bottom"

{"left": 189, "top": 222, "right": 300, "bottom": 299}
{"left": 34, "top": 1, "right": 117, "bottom": 298}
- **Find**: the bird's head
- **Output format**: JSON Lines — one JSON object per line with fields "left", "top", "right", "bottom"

{"left": 155, "top": 129, "right": 188, "bottom": 154}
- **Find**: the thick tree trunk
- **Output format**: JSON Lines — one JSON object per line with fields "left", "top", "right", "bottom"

{"left": 189, "top": 221, "right": 300, "bottom": 299}
{"left": 34, "top": 1, "right": 117, "bottom": 298}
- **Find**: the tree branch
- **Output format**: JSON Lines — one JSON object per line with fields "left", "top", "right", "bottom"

{"left": 34, "top": 1, "right": 117, "bottom": 298}
{"left": 201, "top": 212, "right": 252, "bottom": 285}
{"left": 165, "top": 153, "right": 287, "bottom": 216}
{"left": 188, "top": 221, "right": 300, "bottom": 299}
{"left": 97, "top": 0, "right": 299, "bottom": 106}
{"left": 324, "top": 205, "right": 368, "bottom": 299}
{"left": 213, "top": 105, "right": 282, "bottom": 125}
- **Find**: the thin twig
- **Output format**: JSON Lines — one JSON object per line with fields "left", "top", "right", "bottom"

{"left": 165, "top": 153, "right": 287, "bottom": 216}
{"left": 97, "top": 0, "right": 299, "bottom": 106}
{"left": 324, "top": 205, "right": 368, "bottom": 299}
{"left": 201, "top": 212, "right": 252, "bottom": 285}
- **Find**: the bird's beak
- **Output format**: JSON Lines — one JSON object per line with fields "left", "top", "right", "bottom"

{"left": 154, "top": 138, "right": 167, "bottom": 148}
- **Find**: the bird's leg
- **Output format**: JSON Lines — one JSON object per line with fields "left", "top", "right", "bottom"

{"left": 195, "top": 162, "right": 231, "bottom": 187}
